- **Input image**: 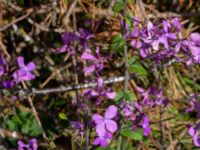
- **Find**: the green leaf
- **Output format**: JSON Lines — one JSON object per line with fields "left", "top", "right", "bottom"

{"left": 111, "top": 34, "right": 126, "bottom": 54}
{"left": 115, "top": 90, "right": 134, "bottom": 104}
{"left": 58, "top": 112, "right": 68, "bottom": 120}
{"left": 3, "top": 109, "right": 42, "bottom": 137}
{"left": 124, "top": 91, "right": 134, "bottom": 104}
{"left": 125, "top": 13, "right": 134, "bottom": 31}
{"left": 115, "top": 91, "right": 125, "bottom": 103}
{"left": 120, "top": 138, "right": 133, "bottom": 150}
{"left": 113, "top": 1, "right": 124, "bottom": 13}
{"left": 121, "top": 129, "right": 143, "bottom": 141}
{"left": 128, "top": 58, "right": 147, "bottom": 76}
{"left": 182, "top": 77, "right": 194, "bottom": 85}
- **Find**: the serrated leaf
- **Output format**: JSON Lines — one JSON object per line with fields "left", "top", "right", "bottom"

{"left": 121, "top": 129, "right": 143, "bottom": 141}
{"left": 58, "top": 112, "right": 68, "bottom": 120}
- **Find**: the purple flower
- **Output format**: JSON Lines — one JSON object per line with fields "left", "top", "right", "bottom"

{"left": 142, "top": 116, "right": 151, "bottom": 136}
{"left": 135, "top": 86, "right": 169, "bottom": 107}
{"left": 120, "top": 101, "right": 133, "bottom": 117}
{"left": 189, "top": 126, "right": 200, "bottom": 146}
{"left": 12, "top": 56, "right": 36, "bottom": 83}
{"left": 81, "top": 47, "right": 105, "bottom": 75}
{"left": 82, "top": 77, "right": 116, "bottom": 104}
{"left": 93, "top": 132, "right": 112, "bottom": 147}
{"left": 52, "top": 32, "right": 79, "bottom": 53}
{"left": 92, "top": 105, "right": 118, "bottom": 136}
{"left": 17, "top": 138, "right": 38, "bottom": 150}
{"left": 186, "top": 94, "right": 200, "bottom": 118}
{"left": 70, "top": 121, "right": 84, "bottom": 129}
{"left": 0, "top": 52, "right": 6, "bottom": 76}
{"left": 18, "top": 140, "right": 29, "bottom": 150}
{"left": 1, "top": 80, "right": 14, "bottom": 88}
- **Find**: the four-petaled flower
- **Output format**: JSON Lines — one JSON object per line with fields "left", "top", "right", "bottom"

{"left": 81, "top": 47, "right": 105, "bottom": 75}
{"left": 12, "top": 56, "right": 36, "bottom": 83}
{"left": 93, "top": 132, "right": 112, "bottom": 147}
{"left": 92, "top": 105, "right": 118, "bottom": 137}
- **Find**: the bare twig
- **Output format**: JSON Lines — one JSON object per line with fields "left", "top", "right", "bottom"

{"left": 63, "top": 0, "right": 78, "bottom": 28}
{"left": 21, "top": 81, "right": 48, "bottom": 141}
{"left": 30, "top": 76, "right": 125, "bottom": 95}
{"left": 0, "top": 5, "right": 51, "bottom": 32}
{"left": 0, "top": 12, "right": 31, "bottom": 32}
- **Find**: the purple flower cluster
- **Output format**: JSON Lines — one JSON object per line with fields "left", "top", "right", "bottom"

{"left": 129, "top": 18, "right": 200, "bottom": 65}
{"left": 186, "top": 94, "right": 200, "bottom": 146}
{"left": 52, "top": 29, "right": 93, "bottom": 54}
{"left": 120, "top": 86, "right": 169, "bottom": 137}
{"left": 120, "top": 101, "right": 151, "bottom": 136}
{"left": 17, "top": 138, "right": 38, "bottom": 150}
{"left": 135, "top": 86, "right": 169, "bottom": 107}
{"left": 92, "top": 105, "right": 118, "bottom": 147}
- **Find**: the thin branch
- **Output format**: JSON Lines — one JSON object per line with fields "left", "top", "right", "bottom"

{"left": 21, "top": 81, "right": 48, "bottom": 141}
{"left": 122, "top": 0, "right": 129, "bottom": 92}
{"left": 0, "top": 12, "right": 31, "bottom": 32}
{"left": 0, "top": 4, "right": 51, "bottom": 32}
{"left": 24, "top": 76, "right": 125, "bottom": 95}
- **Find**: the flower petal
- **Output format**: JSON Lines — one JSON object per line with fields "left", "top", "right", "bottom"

{"left": 189, "top": 127, "right": 196, "bottom": 136}
{"left": 93, "top": 137, "right": 100, "bottom": 146}
{"left": 105, "top": 92, "right": 116, "bottom": 99}
{"left": 105, "top": 120, "right": 118, "bottom": 133}
{"left": 26, "top": 62, "right": 36, "bottom": 71}
{"left": 92, "top": 114, "right": 103, "bottom": 124}
{"left": 193, "top": 132, "right": 200, "bottom": 147}
{"left": 105, "top": 105, "right": 118, "bottom": 119}
{"left": 83, "top": 65, "right": 95, "bottom": 75}
{"left": 17, "top": 56, "right": 25, "bottom": 68}
{"left": 100, "top": 139, "right": 108, "bottom": 147}
{"left": 97, "top": 77, "right": 103, "bottom": 90}
{"left": 96, "top": 122, "right": 106, "bottom": 136}
{"left": 81, "top": 52, "right": 97, "bottom": 60}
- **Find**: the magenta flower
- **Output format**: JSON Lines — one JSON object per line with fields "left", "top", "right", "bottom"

{"left": 1, "top": 80, "right": 14, "bottom": 88}
{"left": 189, "top": 126, "right": 200, "bottom": 146}
{"left": 120, "top": 101, "right": 133, "bottom": 117}
{"left": 52, "top": 32, "right": 79, "bottom": 53}
{"left": 136, "top": 86, "right": 169, "bottom": 107}
{"left": 93, "top": 132, "right": 112, "bottom": 147}
{"left": 0, "top": 52, "right": 6, "bottom": 76}
{"left": 92, "top": 105, "right": 118, "bottom": 136}
{"left": 17, "top": 138, "right": 38, "bottom": 150}
{"left": 12, "top": 56, "right": 36, "bottom": 83}
{"left": 82, "top": 77, "right": 116, "bottom": 104}
{"left": 81, "top": 47, "right": 105, "bottom": 75}
{"left": 142, "top": 116, "right": 151, "bottom": 136}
